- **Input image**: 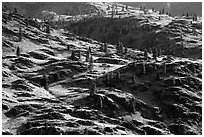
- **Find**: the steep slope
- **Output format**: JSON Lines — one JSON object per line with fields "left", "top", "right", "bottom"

{"left": 2, "top": 4, "right": 202, "bottom": 135}
{"left": 66, "top": 2, "right": 202, "bottom": 59}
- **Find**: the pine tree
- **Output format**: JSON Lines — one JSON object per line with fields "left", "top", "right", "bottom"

{"left": 124, "top": 45, "right": 128, "bottom": 54}
{"left": 119, "top": 42, "right": 123, "bottom": 53}
{"left": 132, "top": 75, "right": 136, "bottom": 85}
{"left": 162, "top": 9, "right": 165, "bottom": 14}
{"left": 164, "top": 62, "right": 166, "bottom": 74}
{"left": 186, "top": 12, "right": 189, "bottom": 17}
{"left": 149, "top": 48, "right": 152, "bottom": 54}
{"left": 86, "top": 49, "right": 90, "bottom": 62}
{"left": 144, "top": 49, "right": 148, "bottom": 60}
{"left": 142, "top": 63, "right": 146, "bottom": 74}
{"left": 16, "top": 46, "right": 20, "bottom": 56}
{"left": 152, "top": 47, "right": 158, "bottom": 60}
{"left": 13, "top": 8, "right": 17, "bottom": 14}
{"left": 78, "top": 50, "right": 81, "bottom": 60}
{"left": 106, "top": 73, "right": 110, "bottom": 85}
{"left": 156, "top": 72, "right": 161, "bottom": 80}
{"left": 152, "top": 8, "right": 155, "bottom": 12}
{"left": 107, "top": 5, "right": 110, "bottom": 10}
{"left": 104, "top": 43, "right": 108, "bottom": 53}
{"left": 88, "top": 46, "right": 92, "bottom": 53}
{"left": 116, "top": 70, "right": 121, "bottom": 80}
{"left": 139, "top": 6, "right": 142, "bottom": 11}
{"left": 25, "top": 18, "right": 29, "bottom": 27}
{"left": 122, "top": 6, "right": 124, "bottom": 11}
{"left": 42, "top": 73, "right": 48, "bottom": 90}
{"left": 89, "top": 80, "right": 96, "bottom": 96}
{"left": 70, "top": 50, "right": 77, "bottom": 60}
{"left": 18, "top": 26, "right": 22, "bottom": 42}
{"left": 46, "top": 25, "right": 50, "bottom": 33}
{"left": 182, "top": 13, "right": 185, "bottom": 17}
{"left": 194, "top": 13, "right": 197, "bottom": 21}
{"left": 158, "top": 48, "right": 162, "bottom": 57}
{"left": 67, "top": 44, "right": 70, "bottom": 52}
{"left": 126, "top": 5, "right": 128, "bottom": 10}
{"left": 89, "top": 55, "right": 94, "bottom": 71}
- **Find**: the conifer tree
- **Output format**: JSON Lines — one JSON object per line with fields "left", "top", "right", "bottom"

{"left": 104, "top": 42, "right": 108, "bottom": 53}
{"left": 132, "top": 75, "right": 136, "bottom": 85}
{"left": 16, "top": 46, "right": 20, "bottom": 56}
{"left": 116, "top": 70, "right": 121, "bottom": 80}
{"left": 18, "top": 26, "right": 22, "bottom": 42}
{"left": 156, "top": 72, "right": 161, "bottom": 80}
{"left": 89, "top": 55, "right": 94, "bottom": 71}
{"left": 89, "top": 80, "right": 96, "bottom": 96}
{"left": 144, "top": 49, "right": 148, "bottom": 60}
{"left": 67, "top": 44, "right": 70, "bottom": 52}
{"left": 186, "top": 12, "right": 189, "bottom": 17}
{"left": 124, "top": 45, "right": 128, "bottom": 54}
{"left": 88, "top": 46, "right": 92, "bottom": 53}
{"left": 14, "top": 8, "right": 17, "bottom": 14}
{"left": 86, "top": 48, "right": 90, "bottom": 62}
{"left": 70, "top": 50, "right": 77, "bottom": 60}
{"left": 164, "top": 62, "right": 166, "bottom": 74}
{"left": 46, "top": 25, "right": 50, "bottom": 33}
{"left": 106, "top": 73, "right": 110, "bottom": 85}
{"left": 152, "top": 47, "right": 158, "bottom": 60}
{"left": 162, "top": 9, "right": 165, "bottom": 14}
{"left": 158, "top": 48, "right": 162, "bottom": 57}
{"left": 42, "top": 73, "right": 48, "bottom": 90}
{"left": 126, "top": 5, "right": 128, "bottom": 10}
{"left": 142, "top": 63, "right": 146, "bottom": 74}
{"left": 149, "top": 48, "right": 152, "bottom": 54}
{"left": 122, "top": 6, "right": 124, "bottom": 11}
{"left": 78, "top": 50, "right": 81, "bottom": 60}
{"left": 194, "top": 13, "right": 197, "bottom": 21}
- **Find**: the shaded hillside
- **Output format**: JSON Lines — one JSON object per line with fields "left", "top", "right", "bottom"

{"left": 65, "top": 3, "right": 202, "bottom": 59}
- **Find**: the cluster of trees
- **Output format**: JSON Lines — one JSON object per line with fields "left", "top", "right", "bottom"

{"left": 183, "top": 13, "right": 198, "bottom": 21}
{"left": 116, "top": 41, "right": 128, "bottom": 54}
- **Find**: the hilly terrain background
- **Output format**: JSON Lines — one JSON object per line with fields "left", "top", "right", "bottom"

{"left": 3, "top": 2, "right": 202, "bottom": 18}
{"left": 2, "top": 2, "right": 202, "bottom": 135}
